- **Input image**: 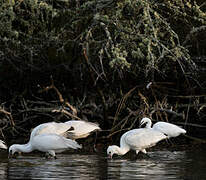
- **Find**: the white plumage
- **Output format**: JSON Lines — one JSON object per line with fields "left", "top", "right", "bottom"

{"left": 30, "top": 122, "right": 70, "bottom": 140}
{"left": 0, "top": 140, "right": 7, "bottom": 149}
{"left": 31, "top": 120, "right": 101, "bottom": 140}
{"left": 140, "top": 117, "right": 186, "bottom": 138}
{"left": 9, "top": 134, "right": 82, "bottom": 158}
{"left": 64, "top": 120, "right": 101, "bottom": 139}
{"left": 107, "top": 128, "right": 167, "bottom": 159}
{"left": 8, "top": 120, "right": 100, "bottom": 158}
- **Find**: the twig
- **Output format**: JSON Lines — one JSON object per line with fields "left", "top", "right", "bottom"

{"left": 52, "top": 109, "right": 81, "bottom": 120}
{"left": 183, "top": 26, "right": 206, "bottom": 46}
{"left": 83, "top": 47, "right": 108, "bottom": 121}
{"left": 112, "top": 86, "right": 137, "bottom": 128}
{"left": 0, "top": 107, "right": 15, "bottom": 127}
{"left": 138, "top": 91, "right": 149, "bottom": 108}
{"left": 176, "top": 103, "right": 206, "bottom": 108}
{"left": 111, "top": 114, "right": 132, "bottom": 134}
{"left": 107, "top": 128, "right": 130, "bottom": 138}
{"left": 171, "top": 95, "right": 206, "bottom": 98}
{"left": 198, "top": 104, "right": 206, "bottom": 114}
{"left": 0, "top": 129, "right": 5, "bottom": 139}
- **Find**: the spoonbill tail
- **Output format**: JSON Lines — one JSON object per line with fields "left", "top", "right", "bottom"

{"left": 0, "top": 140, "right": 7, "bottom": 149}
{"left": 107, "top": 128, "right": 167, "bottom": 159}
{"left": 64, "top": 120, "right": 101, "bottom": 139}
{"left": 140, "top": 117, "right": 186, "bottom": 138}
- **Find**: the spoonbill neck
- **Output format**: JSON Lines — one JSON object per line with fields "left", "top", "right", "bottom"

{"left": 119, "top": 138, "right": 131, "bottom": 155}
{"left": 145, "top": 119, "right": 152, "bottom": 128}
{"left": 14, "top": 143, "right": 33, "bottom": 153}
{"left": 115, "top": 145, "right": 130, "bottom": 156}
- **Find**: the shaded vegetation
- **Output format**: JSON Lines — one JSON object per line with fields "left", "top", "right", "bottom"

{"left": 0, "top": 0, "right": 206, "bottom": 145}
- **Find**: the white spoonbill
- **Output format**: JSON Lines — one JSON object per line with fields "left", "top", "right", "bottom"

{"left": 107, "top": 128, "right": 167, "bottom": 159}
{"left": 140, "top": 117, "right": 186, "bottom": 138}
{"left": 8, "top": 134, "right": 82, "bottom": 158}
{"left": 0, "top": 140, "right": 7, "bottom": 149}
{"left": 31, "top": 120, "right": 101, "bottom": 140}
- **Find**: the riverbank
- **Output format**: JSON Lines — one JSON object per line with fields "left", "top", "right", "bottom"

{"left": 0, "top": 0, "right": 206, "bottom": 146}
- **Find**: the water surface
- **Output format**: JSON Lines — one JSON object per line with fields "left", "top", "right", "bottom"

{"left": 0, "top": 148, "right": 205, "bottom": 179}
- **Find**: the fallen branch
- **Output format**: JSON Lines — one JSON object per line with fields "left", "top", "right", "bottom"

{"left": 40, "top": 76, "right": 78, "bottom": 116}
{"left": 176, "top": 122, "right": 206, "bottom": 128}
{"left": 150, "top": 108, "right": 184, "bottom": 118}
{"left": 183, "top": 134, "right": 206, "bottom": 144}
{"left": 52, "top": 109, "right": 81, "bottom": 120}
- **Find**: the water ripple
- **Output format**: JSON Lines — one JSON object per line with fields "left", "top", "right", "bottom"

{"left": 0, "top": 149, "right": 205, "bottom": 179}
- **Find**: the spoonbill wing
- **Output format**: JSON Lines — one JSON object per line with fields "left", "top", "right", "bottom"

{"left": 124, "top": 129, "right": 167, "bottom": 149}
{"left": 30, "top": 120, "right": 101, "bottom": 141}
{"left": 65, "top": 120, "right": 101, "bottom": 139}
{"left": 153, "top": 122, "right": 186, "bottom": 138}
{"left": 30, "top": 122, "right": 72, "bottom": 139}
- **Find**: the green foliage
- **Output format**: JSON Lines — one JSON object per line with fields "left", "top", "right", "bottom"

{"left": 109, "top": 46, "right": 130, "bottom": 69}
{"left": 0, "top": 1, "right": 204, "bottom": 90}
{"left": 0, "top": 0, "right": 55, "bottom": 40}
{"left": 0, "top": 0, "right": 205, "bottom": 86}
{"left": 1, "top": 0, "right": 204, "bottom": 77}
{"left": 70, "top": 0, "right": 204, "bottom": 79}
{"left": 0, "top": 2, "right": 16, "bottom": 38}
{"left": 0, "top": 0, "right": 206, "bottom": 140}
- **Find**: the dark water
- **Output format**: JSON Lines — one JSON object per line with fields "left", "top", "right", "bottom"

{"left": 0, "top": 148, "right": 205, "bottom": 179}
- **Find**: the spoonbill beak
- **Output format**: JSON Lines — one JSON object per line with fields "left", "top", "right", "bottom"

{"left": 8, "top": 151, "right": 20, "bottom": 159}
{"left": 139, "top": 121, "right": 145, "bottom": 127}
{"left": 8, "top": 152, "right": 12, "bottom": 159}
{"left": 108, "top": 154, "right": 113, "bottom": 159}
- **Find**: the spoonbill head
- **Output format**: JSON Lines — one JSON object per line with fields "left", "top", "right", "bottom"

{"left": 107, "top": 145, "right": 120, "bottom": 159}
{"left": 140, "top": 117, "right": 153, "bottom": 128}
{"left": 8, "top": 144, "right": 25, "bottom": 158}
